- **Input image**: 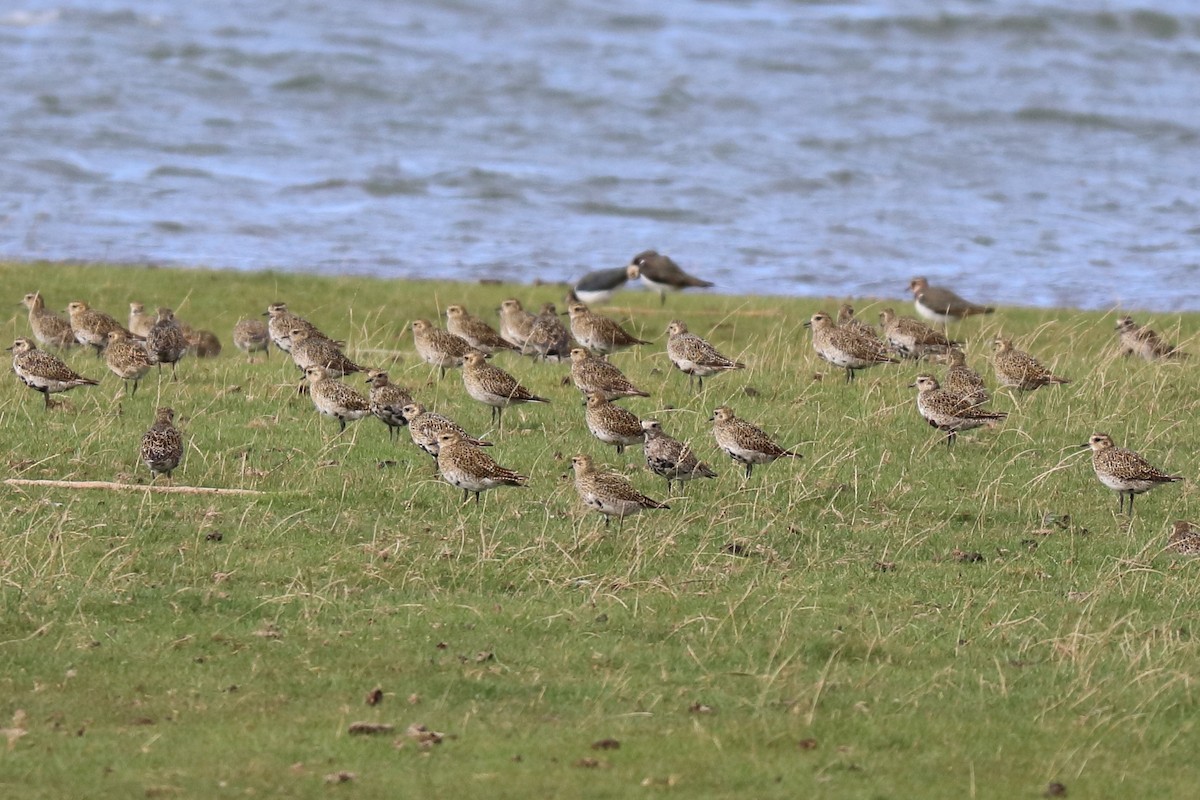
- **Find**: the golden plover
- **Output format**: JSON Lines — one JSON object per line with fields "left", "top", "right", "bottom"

{"left": 436, "top": 430, "right": 527, "bottom": 504}
{"left": 571, "top": 265, "right": 638, "bottom": 305}
{"left": 665, "top": 320, "right": 744, "bottom": 390}
{"left": 104, "top": 330, "right": 153, "bottom": 396}
{"left": 992, "top": 337, "right": 1070, "bottom": 390}
{"left": 67, "top": 300, "right": 134, "bottom": 357}
{"left": 879, "top": 308, "right": 959, "bottom": 359}
{"left": 709, "top": 405, "right": 801, "bottom": 479}
{"left": 1083, "top": 433, "right": 1181, "bottom": 514}
{"left": 7, "top": 337, "right": 98, "bottom": 409}
{"left": 498, "top": 298, "right": 537, "bottom": 350}
{"left": 910, "top": 374, "right": 1006, "bottom": 447}
{"left": 140, "top": 406, "right": 183, "bottom": 480}
{"left": 804, "top": 311, "right": 898, "bottom": 383}
{"left": 571, "top": 453, "right": 669, "bottom": 529}
{"left": 128, "top": 302, "right": 155, "bottom": 338}
{"left": 1167, "top": 521, "right": 1200, "bottom": 556}
{"left": 523, "top": 303, "right": 572, "bottom": 361}
{"left": 585, "top": 393, "right": 645, "bottom": 454}
{"left": 566, "top": 302, "right": 649, "bottom": 356}
{"left": 145, "top": 307, "right": 188, "bottom": 380}
{"left": 186, "top": 329, "right": 222, "bottom": 359}
{"left": 412, "top": 319, "right": 475, "bottom": 378}
{"left": 290, "top": 327, "right": 364, "bottom": 379}
{"left": 932, "top": 348, "right": 989, "bottom": 408}
{"left": 21, "top": 292, "right": 76, "bottom": 349}
{"left": 446, "top": 304, "right": 518, "bottom": 355}
{"left": 569, "top": 347, "right": 649, "bottom": 400}
{"left": 461, "top": 350, "right": 549, "bottom": 425}
{"left": 627, "top": 250, "right": 714, "bottom": 305}
{"left": 401, "top": 402, "right": 492, "bottom": 459}
{"left": 233, "top": 318, "right": 271, "bottom": 362}
{"left": 365, "top": 369, "right": 414, "bottom": 440}
{"left": 837, "top": 303, "right": 880, "bottom": 341}
{"left": 641, "top": 419, "right": 717, "bottom": 492}
{"left": 304, "top": 365, "right": 371, "bottom": 433}
{"left": 264, "top": 302, "right": 331, "bottom": 354}
{"left": 909, "top": 276, "right": 994, "bottom": 324}
{"left": 1115, "top": 316, "right": 1187, "bottom": 361}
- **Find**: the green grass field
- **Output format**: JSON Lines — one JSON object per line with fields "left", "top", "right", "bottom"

{"left": 0, "top": 260, "right": 1196, "bottom": 798}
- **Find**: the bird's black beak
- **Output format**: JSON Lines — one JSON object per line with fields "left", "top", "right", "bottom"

{"left": 906, "top": 381, "right": 917, "bottom": 388}
{"left": 802, "top": 321, "right": 812, "bottom": 328}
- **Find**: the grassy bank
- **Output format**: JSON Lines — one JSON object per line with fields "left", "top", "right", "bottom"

{"left": 0, "top": 260, "right": 1197, "bottom": 798}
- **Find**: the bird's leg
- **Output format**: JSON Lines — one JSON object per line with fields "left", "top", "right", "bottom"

{"left": 744, "top": 462, "right": 752, "bottom": 480}
{"left": 845, "top": 367, "right": 854, "bottom": 384}
{"left": 338, "top": 418, "right": 347, "bottom": 434}
{"left": 616, "top": 443, "right": 624, "bottom": 455}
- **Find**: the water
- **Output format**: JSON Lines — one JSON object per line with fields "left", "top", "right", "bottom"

{"left": 2, "top": 0, "right": 1199, "bottom": 311}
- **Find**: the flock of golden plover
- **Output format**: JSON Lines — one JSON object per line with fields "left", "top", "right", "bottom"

{"left": 7, "top": 266, "right": 1194, "bottom": 540}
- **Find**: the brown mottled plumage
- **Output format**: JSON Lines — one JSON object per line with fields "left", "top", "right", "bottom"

{"left": 571, "top": 453, "right": 668, "bottom": 529}
{"left": 933, "top": 348, "right": 989, "bottom": 408}
{"left": 233, "top": 318, "right": 271, "bottom": 361}
{"left": 8, "top": 337, "right": 98, "bottom": 408}
{"left": 128, "top": 302, "right": 155, "bottom": 338}
{"left": 446, "top": 304, "right": 517, "bottom": 354}
{"left": 879, "top": 308, "right": 959, "bottom": 359}
{"left": 992, "top": 337, "right": 1070, "bottom": 390}
{"left": 145, "top": 307, "right": 188, "bottom": 379}
{"left": 498, "top": 298, "right": 537, "bottom": 350}
{"left": 710, "top": 406, "right": 801, "bottom": 479}
{"left": 461, "top": 350, "right": 549, "bottom": 425}
{"left": 642, "top": 419, "right": 717, "bottom": 492}
{"left": 304, "top": 365, "right": 371, "bottom": 433}
{"left": 836, "top": 304, "right": 879, "bottom": 340}
{"left": 1167, "top": 521, "right": 1200, "bottom": 556}
{"left": 910, "top": 375, "right": 1006, "bottom": 447}
{"left": 665, "top": 320, "right": 744, "bottom": 390}
{"left": 365, "top": 370, "right": 414, "bottom": 440}
{"left": 264, "top": 302, "right": 331, "bottom": 354}
{"left": 1115, "top": 316, "right": 1187, "bottom": 361}
{"left": 139, "top": 407, "right": 183, "bottom": 480}
{"left": 584, "top": 393, "right": 644, "bottom": 454}
{"left": 401, "top": 403, "right": 492, "bottom": 459}
{"left": 435, "top": 430, "right": 526, "bottom": 504}
{"left": 569, "top": 347, "right": 649, "bottom": 400}
{"left": 1084, "top": 433, "right": 1181, "bottom": 515}
{"left": 523, "top": 303, "right": 572, "bottom": 361}
{"left": 804, "top": 311, "right": 898, "bottom": 383}
{"left": 104, "top": 330, "right": 153, "bottom": 396}
{"left": 566, "top": 302, "right": 649, "bottom": 356}
{"left": 67, "top": 300, "right": 134, "bottom": 357}
{"left": 290, "top": 327, "right": 363, "bottom": 379}
{"left": 412, "top": 319, "right": 475, "bottom": 378}
{"left": 22, "top": 293, "right": 76, "bottom": 349}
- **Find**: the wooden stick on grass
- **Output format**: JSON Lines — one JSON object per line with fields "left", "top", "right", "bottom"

{"left": 4, "top": 479, "right": 264, "bottom": 496}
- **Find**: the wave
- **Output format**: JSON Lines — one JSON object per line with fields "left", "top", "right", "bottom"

{"left": 840, "top": 9, "right": 1198, "bottom": 41}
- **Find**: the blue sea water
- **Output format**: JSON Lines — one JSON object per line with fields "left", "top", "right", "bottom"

{"left": 2, "top": 0, "right": 1199, "bottom": 310}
